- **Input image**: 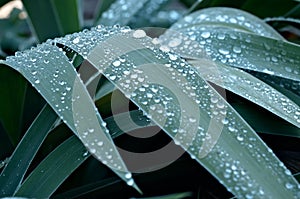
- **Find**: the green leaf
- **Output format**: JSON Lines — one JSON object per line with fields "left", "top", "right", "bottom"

{"left": 93, "top": 0, "right": 116, "bottom": 24}
{"left": 14, "top": 135, "right": 88, "bottom": 197}
{"left": 0, "top": 105, "right": 57, "bottom": 196}
{"left": 0, "top": 65, "right": 27, "bottom": 145}
{"left": 128, "top": 0, "right": 171, "bottom": 28}
{"left": 54, "top": 26, "right": 300, "bottom": 198}
{"left": 241, "top": 0, "right": 298, "bottom": 18}
{"left": 231, "top": 102, "right": 300, "bottom": 137}
{"left": 251, "top": 71, "right": 300, "bottom": 97}
{"left": 97, "top": 0, "right": 149, "bottom": 26}
{"left": 163, "top": 28, "right": 300, "bottom": 83}
{"left": 0, "top": 41, "right": 139, "bottom": 193}
{"left": 189, "top": 58, "right": 300, "bottom": 129}
{"left": 22, "top": 0, "right": 81, "bottom": 42}
{"left": 172, "top": 7, "right": 283, "bottom": 39}
{"left": 13, "top": 109, "right": 150, "bottom": 198}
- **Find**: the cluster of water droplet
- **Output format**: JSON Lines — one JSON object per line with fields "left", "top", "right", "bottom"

{"left": 99, "top": 0, "right": 148, "bottom": 26}
{"left": 172, "top": 7, "right": 282, "bottom": 39}
{"left": 128, "top": 0, "right": 172, "bottom": 27}
{"left": 192, "top": 61, "right": 300, "bottom": 127}
{"left": 5, "top": 22, "right": 300, "bottom": 197}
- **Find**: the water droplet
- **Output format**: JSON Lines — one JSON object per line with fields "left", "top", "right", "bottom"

{"left": 262, "top": 69, "right": 274, "bottom": 75}
{"left": 271, "top": 56, "right": 278, "bottom": 62}
{"left": 237, "top": 135, "right": 244, "bottom": 141}
{"left": 152, "top": 38, "right": 160, "bottom": 45}
{"left": 169, "top": 54, "right": 177, "bottom": 61}
{"left": 219, "top": 48, "right": 229, "bottom": 55}
{"left": 127, "top": 179, "right": 134, "bottom": 186}
{"left": 201, "top": 31, "right": 211, "bottom": 39}
{"left": 109, "top": 75, "right": 117, "bottom": 81}
{"left": 285, "top": 182, "right": 294, "bottom": 189}
{"left": 222, "top": 118, "right": 229, "bottom": 125}
{"left": 90, "top": 148, "right": 96, "bottom": 154}
{"left": 125, "top": 173, "right": 132, "bottom": 179}
{"left": 97, "top": 141, "right": 103, "bottom": 146}
{"left": 113, "top": 60, "right": 121, "bottom": 67}
{"left": 228, "top": 126, "right": 236, "bottom": 132}
{"left": 73, "top": 37, "right": 80, "bottom": 44}
{"left": 184, "top": 16, "right": 193, "bottom": 23}
{"left": 88, "top": 128, "right": 94, "bottom": 133}
{"left": 285, "top": 66, "right": 292, "bottom": 73}
{"left": 189, "top": 117, "right": 197, "bottom": 123}
{"left": 133, "top": 29, "right": 146, "bottom": 38}
{"left": 233, "top": 46, "right": 242, "bottom": 54}
{"left": 168, "top": 38, "right": 182, "bottom": 47}
{"left": 217, "top": 33, "right": 226, "bottom": 40}
{"left": 160, "top": 45, "right": 170, "bottom": 52}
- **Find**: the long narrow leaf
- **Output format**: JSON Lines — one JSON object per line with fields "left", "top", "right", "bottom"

{"left": 14, "top": 110, "right": 151, "bottom": 198}
{"left": 0, "top": 105, "right": 57, "bottom": 196}
{"left": 188, "top": 59, "right": 300, "bottom": 129}
{"left": 97, "top": 0, "right": 148, "bottom": 26}
{"left": 22, "top": 0, "right": 81, "bottom": 42}
{"left": 54, "top": 26, "right": 300, "bottom": 198}
{"left": 14, "top": 135, "right": 88, "bottom": 197}
{"left": 0, "top": 41, "right": 139, "bottom": 193}
{"left": 0, "top": 66, "right": 27, "bottom": 145}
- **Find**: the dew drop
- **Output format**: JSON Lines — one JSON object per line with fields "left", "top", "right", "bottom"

{"left": 228, "top": 126, "right": 236, "bottom": 132}
{"left": 88, "top": 128, "right": 94, "bottom": 133}
{"left": 152, "top": 37, "right": 160, "bottom": 45}
{"left": 222, "top": 118, "right": 229, "bottom": 125}
{"left": 201, "top": 31, "right": 211, "bottom": 39}
{"left": 285, "top": 66, "right": 292, "bottom": 73}
{"left": 169, "top": 54, "right": 177, "bottom": 61}
{"left": 125, "top": 173, "right": 132, "bottom": 179}
{"left": 262, "top": 69, "right": 274, "bottom": 75}
{"left": 133, "top": 29, "right": 146, "bottom": 38}
{"left": 189, "top": 117, "right": 197, "bottom": 123}
{"left": 217, "top": 33, "right": 226, "bottom": 40}
{"left": 90, "top": 148, "right": 96, "bottom": 154}
{"left": 113, "top": 60, "right": 121, "bottom": 67}
{"left": 97, "top": 141, "right": 104, "bottom": 146}
{"left": 127, "top": 179, "right": 134, "bottom": 186}
{"left": 109, "top": 75, "right": 117, "bottom": 81}
{"left": 219, "top": 48, "right": 230, "bottom": 55}
{"left": 285, "top": 182, "right": 294, "bottom": 189}
{"left": 233, "top": 46, "right": 242, "bottom": 54}
{"left": 271, "top": 56, "right": 278, "bottom": 62}
{"left": 83, "top": 151, "right": 89, "bottom": 157}
{"left": 73, "top": 37, "right": 80, "bottom": 44}
{"left": 184, "top": 16, "right": 193, "bottom": 22}
{"left": 168, "top": 38, "right": 182, "bottom": 47}
{"left": 237, "top": 135, "right": 244, "bottom": 141}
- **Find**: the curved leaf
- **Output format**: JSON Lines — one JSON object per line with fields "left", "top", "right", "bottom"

{"left": 172, "top": 7, "right": 283, "bottom": 39}
{"left": 53, "top": 26, "right": 300, "bottom": 198}
{"left": 0, "top": 105, "right": 57, "bottom": 196}
{"left": 14, "top": 110, "right": 151, "bottom": 198}
{"left": 0, "top": 42, "right": 138, "bottom": 193}
{"left": 189, "top": 58, "right": 300, "bottom": 129}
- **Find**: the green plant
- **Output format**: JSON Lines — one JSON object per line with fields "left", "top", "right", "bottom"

{"left": 0, "top": 0, "right": 300, "bottom": 198}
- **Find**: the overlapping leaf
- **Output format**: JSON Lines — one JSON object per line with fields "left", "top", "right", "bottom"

{"left": 0, "top": 39, "right": 139, "bottom": 195}
{"left": 52, "top": 25, "right": 300, "bottom": 198}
